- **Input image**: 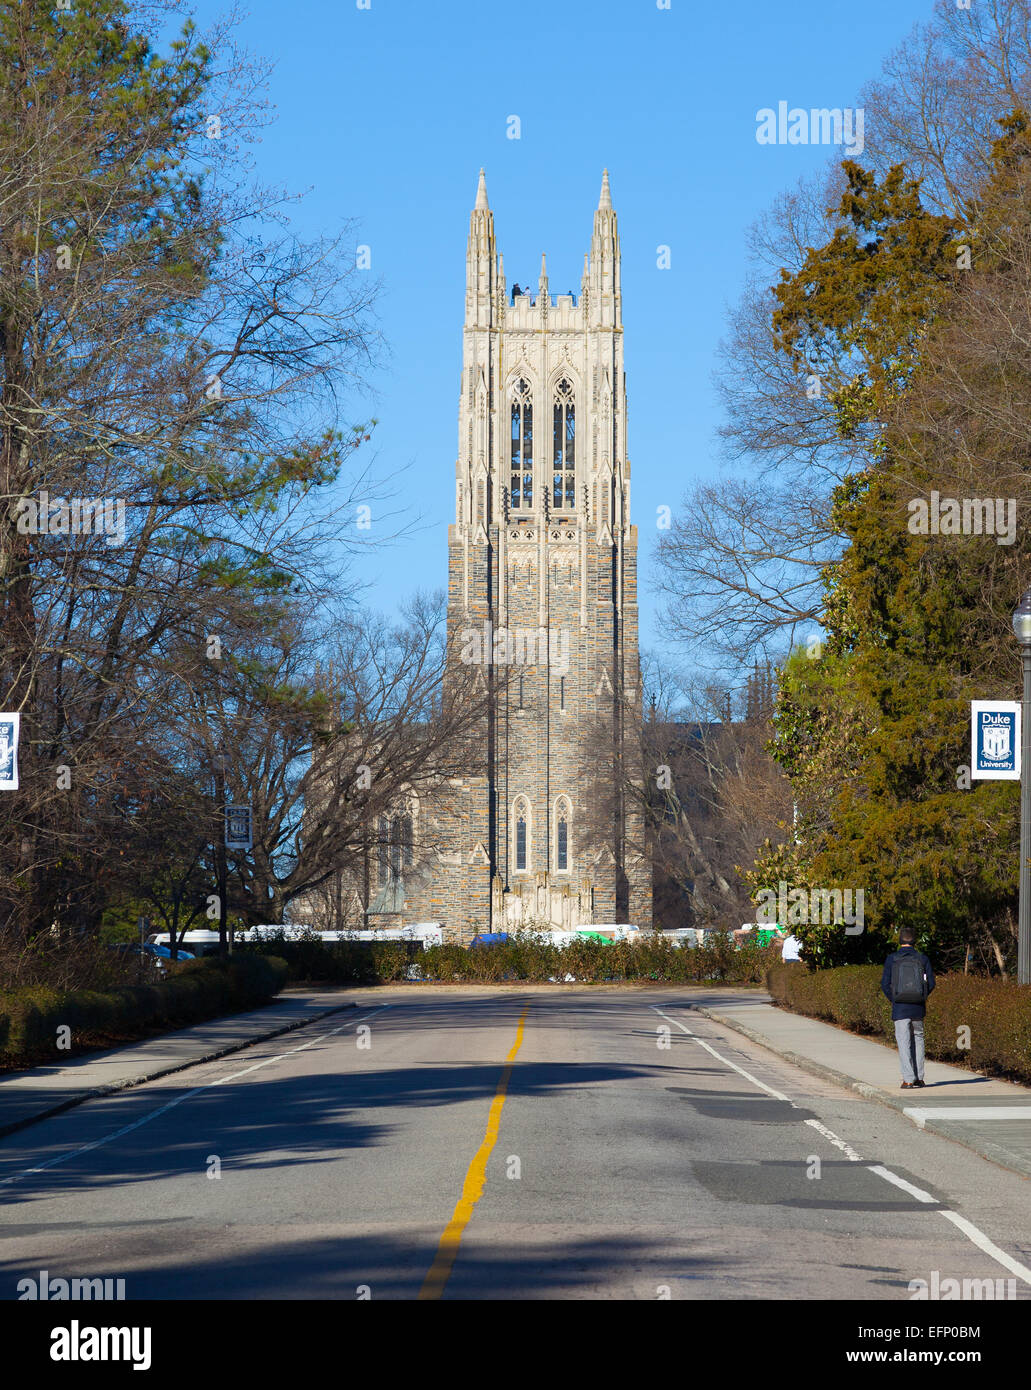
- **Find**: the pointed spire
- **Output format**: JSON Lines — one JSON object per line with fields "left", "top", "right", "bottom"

{"left": 466, "top": 168, "right": 495, "bottom": 327}
{"left": 589, "top": 170, "right": 620, "bottom": 328}
{"left": 540, "top": 252, "right": 547, "bottom": 277}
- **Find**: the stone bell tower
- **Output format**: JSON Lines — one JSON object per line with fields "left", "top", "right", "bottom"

{"left": 432, "top": 168, "right": 651, "bottom": 935}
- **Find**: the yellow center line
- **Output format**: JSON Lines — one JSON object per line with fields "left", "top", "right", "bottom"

{"left": 418, "top": 1001, "right": 530, "bottom": 1300}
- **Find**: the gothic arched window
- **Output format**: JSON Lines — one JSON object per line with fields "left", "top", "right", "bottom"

{"left": 557, "top": 817, "right": 568, "bottom": 870}
{"left": 379, "top": 810, "right": 414, "bottom": 886}
{"left": 554, "top": 797, "right": 571, "bottom": 871}
{"left": 377, "top": 816, "right": 390, "bottom": 882}
{"left": 514, "top": 796, "right": 530, "bottom": 871}
{"left": 390, "top": 817, "right": 402, "bottom": 878}
{"left": 510, "top": 380, "right": 533, "bottom": 509}
{"left": 552, "top": 379, "right": 575, "bottom": 510}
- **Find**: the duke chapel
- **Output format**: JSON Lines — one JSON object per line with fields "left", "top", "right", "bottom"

{"left": 369, "top": 170, "right": 652, "bottom": 937}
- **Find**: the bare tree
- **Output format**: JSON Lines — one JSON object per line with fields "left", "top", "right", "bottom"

{"left": 205, "top": 594, "right": 491, "bottom": 925}
{"left": 0, "top": 1, "right": 384, "bottom": 938}
{"left": 659, "top": 2, "right": 1031, "bottom": 671}
{"left": 625, "top": 660, "right": 792, "bottom": 929}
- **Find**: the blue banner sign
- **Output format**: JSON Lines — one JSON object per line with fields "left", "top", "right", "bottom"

{"left": 225, "top": 805, "right": 253, "bottom": 851}
{"left": 0, "top": 713, "right": 19, "bottom": 791}
{"left": 971, "top": 701, "right": 1021, "bottom": 780}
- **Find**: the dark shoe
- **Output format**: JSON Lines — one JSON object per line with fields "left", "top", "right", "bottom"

{"left": 914, "top": 1079, "right": 926, "bottom": 1088}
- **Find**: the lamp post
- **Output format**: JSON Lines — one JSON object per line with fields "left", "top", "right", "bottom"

{"left": 1011, "top": 589, "right": 1031, "bottom": 985}
{"left": 205, "top": 702, "right": 231, "bottom": 958}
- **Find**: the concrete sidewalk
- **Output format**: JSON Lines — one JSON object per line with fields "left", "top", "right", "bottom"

{"left": 692, "top": 992, "right": 1031, "bottom": 1179}
{"left": 0, "top": 988, "right": 359, "bottom": 1139}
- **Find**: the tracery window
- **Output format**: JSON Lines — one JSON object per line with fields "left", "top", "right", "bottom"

{"left": 555, "top": 797, "right": 571, "bottom": 871}
{"left": 377, "top": 816, "right": 389, "bottom": 881}
{"left": 514, "top": 796, "right": 530, "bottom": 871}
{"left": 510, "top": 379, "right": 533, "bottom": 509}
{"left": 379, "top": 811, "right": 413, "bottom": 885}
{"left": 552, "top": 379, "right": 575, "bottom": 510}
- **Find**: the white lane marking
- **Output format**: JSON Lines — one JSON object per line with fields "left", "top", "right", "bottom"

{"left": 0, "top": 1006, "right": 391, "bottom": 1188}
{"left": 868, "top": 1164, "right": 937, "bottom": 1203}
{"left": 940, "top": 1210, "right": 1031, "bottom": 1283}
{"left": 655, "top": 1005, "right": 1031, "bottom": 1287}
{"left": 805, "top": 1118, "right": 864, "bottom": 1163}
{"left": 651, "top": 1007, "right": 791, "bottom": 1102}
{"left": 905, "top": 1107, "right": 1031, "bottom": 1127}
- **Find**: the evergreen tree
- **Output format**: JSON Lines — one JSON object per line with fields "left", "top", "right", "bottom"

{"left": 757, "top": 135, "right": 1031, "bottom": 972}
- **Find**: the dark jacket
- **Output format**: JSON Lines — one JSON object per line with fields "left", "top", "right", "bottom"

{"left": 881, "top": 946, "right": 935, "bottom": 1021}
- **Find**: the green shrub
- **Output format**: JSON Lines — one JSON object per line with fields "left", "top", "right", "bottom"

{"left": 247, "top": 938, "right": 417, "bottom": 985}
{"left": 221, "top": 952, "right": 289, "bottom": 1004}
{"left": 0, "top": 954, "right": 288, "bottom": 1067}
{"left": 251, "top": 933, "right": 782, "bottom": 987}
{"left": 62, "top": 988, "right": 132, "bottom": 1037}
{"left": 4, "top": 986, "right": 65, "bottom": 1056}
{"left": 499, "top": 935, "right": 560, "bottom": 981}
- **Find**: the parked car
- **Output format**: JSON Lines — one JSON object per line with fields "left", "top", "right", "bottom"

{"left": 145, "top": 942, "right": 195, "bottom": 963}
{"left": 107, "top": 942, "right": 194, "bottom": 977}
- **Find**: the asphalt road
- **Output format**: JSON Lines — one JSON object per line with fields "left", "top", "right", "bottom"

{"left": 1, "top": 986, "right": 1029, "bottom": 1300}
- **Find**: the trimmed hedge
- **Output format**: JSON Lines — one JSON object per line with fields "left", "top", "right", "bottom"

{"left": 253, "top": 934, "right": 781, "bottom": 986}
{"left": 766, "top": 962, "right": 1031, "bottom": 1086}
{"left": 249, "top": 938, "right": 415, "bottom": 985}
{"left": 0, "top": 954, "right": 288, "bottom": 1067}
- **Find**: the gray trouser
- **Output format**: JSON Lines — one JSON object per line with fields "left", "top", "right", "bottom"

{"left": 895, "top": 1018, "right": 925, "bottom": 1083}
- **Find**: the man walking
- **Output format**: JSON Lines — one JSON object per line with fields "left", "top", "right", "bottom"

{"left": 881, "top": 927, "right": 935, "bottom": 1089}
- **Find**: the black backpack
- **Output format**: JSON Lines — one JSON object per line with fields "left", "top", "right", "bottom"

{"left": 891, "top": 952, "right": 927, "bottom": 1004}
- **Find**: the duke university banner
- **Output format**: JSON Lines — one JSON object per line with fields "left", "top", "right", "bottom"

{"left": 971, "top": 701, "right": 1020, "bottom": 780}
{"left": 0, "top": 713, "right": 19, "bottom": 791}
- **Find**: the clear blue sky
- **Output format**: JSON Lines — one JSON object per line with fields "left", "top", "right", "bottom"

{"left": 184, "top": 0, "right": 935, "bottom": 656}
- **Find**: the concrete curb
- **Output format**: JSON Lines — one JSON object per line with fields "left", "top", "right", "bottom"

{"left": 691, "top": 1003, "right": 1031, "bottom": 1181}
{"left": 0, "top": 998, "right": 359, "bottom": 1141}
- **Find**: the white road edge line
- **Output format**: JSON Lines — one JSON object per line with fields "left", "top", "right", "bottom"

{"left": 940, "top": 1210, "right": 1031, "bottom": 1284}
{"left": 652, "top": 1006, "right": 1031, "bottom": 1287}
{"left": 868, "top": 1164, "right": 936, "bottom": 1202}
{"left": 805, "top": 1117, "right": 864, "bottom": 1163}
{"left": 0, "top": 1005, "right": 392, "bottom": 1189}
{"left": 651, "top": 1007, "right": 791, "bottom": 1102}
